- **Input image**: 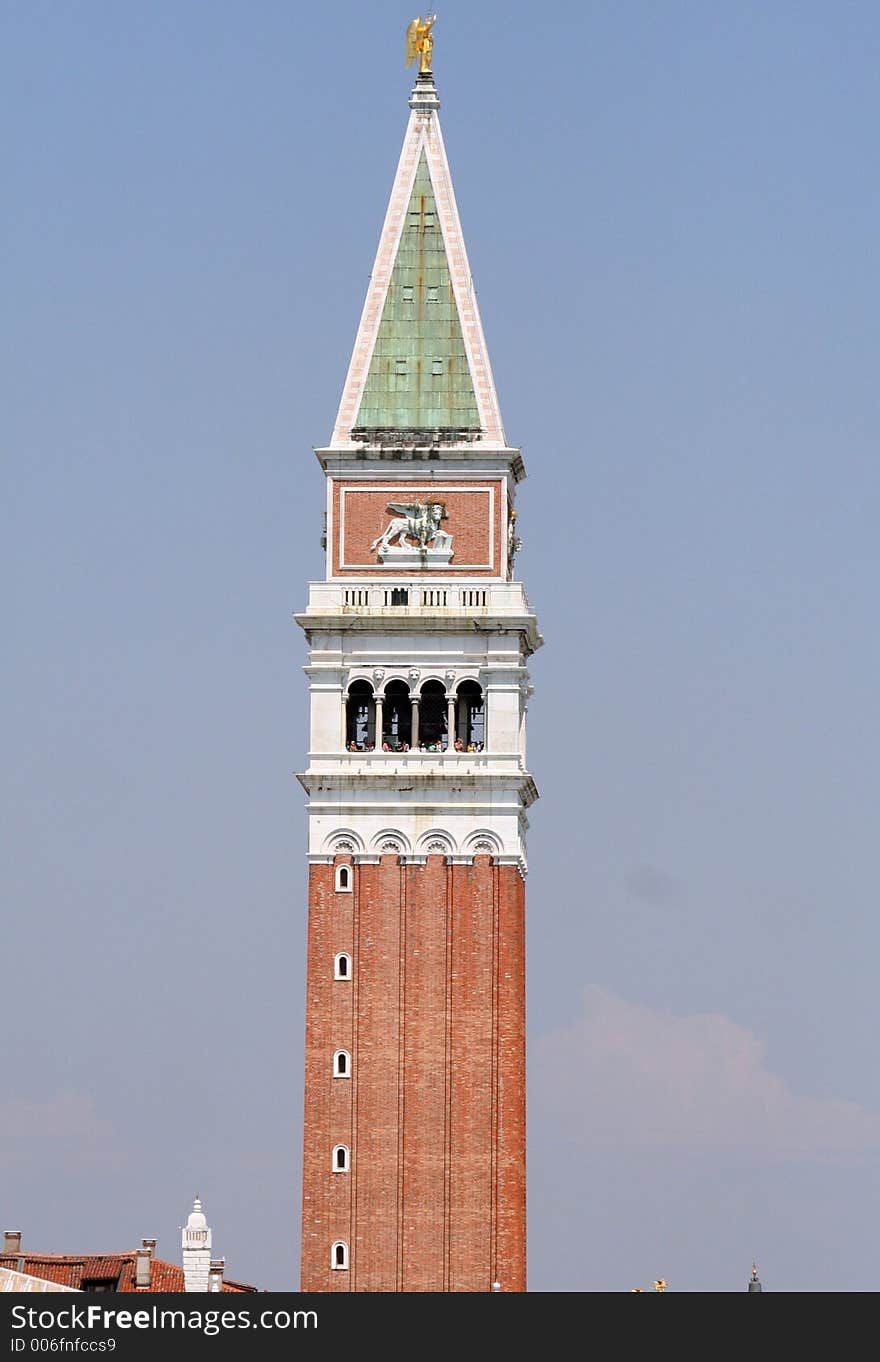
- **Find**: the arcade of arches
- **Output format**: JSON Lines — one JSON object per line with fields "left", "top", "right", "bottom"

{"left": 345, "top": 678, "right": 485, "bottom": 753}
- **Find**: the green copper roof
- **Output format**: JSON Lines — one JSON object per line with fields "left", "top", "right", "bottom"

{"left": 354, "top": 152, "right": 480, "bottom": 433}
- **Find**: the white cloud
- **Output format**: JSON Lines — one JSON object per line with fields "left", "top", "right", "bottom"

{"left": 0, "top": 1092, "right": 124, "bottom": 1168}
{"left": 531, "top": 987, "right": 880, "bottom": 1154}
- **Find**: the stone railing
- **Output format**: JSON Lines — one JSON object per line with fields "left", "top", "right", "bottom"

{"left": 308, "top": 750, "right": 526, "bottom": 774}
{"left": 302, "top": 581, "right": 533, "bottom": 617}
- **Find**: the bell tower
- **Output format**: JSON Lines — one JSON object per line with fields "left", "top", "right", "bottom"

{"left": 296, "top": 52, "right": 541, "bottom": 1293}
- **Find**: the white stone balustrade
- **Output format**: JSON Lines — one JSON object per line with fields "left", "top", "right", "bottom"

{"left": 301, "top": 580, "right": 535, "bottom": 620}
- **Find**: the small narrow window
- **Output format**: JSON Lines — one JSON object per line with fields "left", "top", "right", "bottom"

{"left": 334, "top": 952, "right": 351, "bottom": 980}
{"left": 402, "top": 285, "right": 414, "bottom": 302}
{"left": 332, "top": 1144, "right": 350, "bottom": 1173}
{"left": 335, "top": 864, "right": 352, "bottom": 893}
{"left": 333, "top": 1049, "right": 351, "bottom": 1079}
{"left": 427, "top": 285, "right": 439, "bottom": 302}
{"left": 331, "top": 1241, "right": 349, "bottom": 1271}
{"left": 394, "top": 358, "right": 407, "bottom": 375}
{"left": 431, "top": 358, "right": 444, "bottom": 375}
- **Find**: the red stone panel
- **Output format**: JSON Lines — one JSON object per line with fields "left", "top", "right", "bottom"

{"left": 331, "top": 480, "right": 504, "bottom": 577}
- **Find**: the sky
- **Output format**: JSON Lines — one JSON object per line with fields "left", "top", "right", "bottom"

{"left": 3, "top": 0, "right": 879, "bottom": 1293}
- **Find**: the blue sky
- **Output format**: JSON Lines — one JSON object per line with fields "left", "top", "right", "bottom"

{"left": 3, "top": 1, "right": 880, "bottom": 1291}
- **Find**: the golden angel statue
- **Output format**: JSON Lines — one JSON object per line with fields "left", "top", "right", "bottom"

{"left": 406, "top": 15, "right": 437, "bottom": 74}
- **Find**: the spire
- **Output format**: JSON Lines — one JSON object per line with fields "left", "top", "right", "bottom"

{"left": 182, "top": 1196, "right": 212, "bottom": 1292}
{"left": 747, "top": 1261, "right": 763, "bottom": 1292}
{"left": 331, "top": 68, "right": 506, "bottom": 447}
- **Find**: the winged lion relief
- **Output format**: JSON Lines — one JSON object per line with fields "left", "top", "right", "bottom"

{"left": 369, "top": 501, "right": 453, "bottom": 562}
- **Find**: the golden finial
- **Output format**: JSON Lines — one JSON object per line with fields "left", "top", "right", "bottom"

{"left": 653, "top": 1279, "right": 667, "bottom": 1292}
{"left": 406, "top": 15, "right": 437, "bottom": 75}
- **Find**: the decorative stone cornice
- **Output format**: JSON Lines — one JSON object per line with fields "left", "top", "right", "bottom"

{"left": 313, "top": 446, "right": 526, "bottom": 482}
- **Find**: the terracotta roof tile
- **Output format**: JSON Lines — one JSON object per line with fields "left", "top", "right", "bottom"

{"left": 1, "top": 1258, "right": 83, "bottom": 1288}
{"left": 118, "top": 1258, "right": 184, "bottom": 1292}
{"left": 80, "top": 1256, "right": 127, "bottom": 1284}
{"left": 1, "top": 1251, "right": 256, "bottom": 1293}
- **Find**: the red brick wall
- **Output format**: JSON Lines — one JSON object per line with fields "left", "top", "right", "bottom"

{"left": 331, "top": 480, "right": 504, "bottom": 577}
{"left": 448, "top": 857, "right": 497, "bottom": 1290}
{"left": 300, "top": 859, "right": 354, "bottom": 1291}
{"left": 300, "top": 855, "right": 526, "bottom": 1292}
{"left": 400, "top": 854, "right": 448, "bottom": 1290}
{"left": 496, "top": 868, "right": 526, "bottom": 1291}
{"left": 352, "top": 855, "right": 403, "bottom": 1290}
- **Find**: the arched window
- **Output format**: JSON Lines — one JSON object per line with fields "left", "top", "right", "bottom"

{"left": 333, "top": 1050, "right": 351, "bottom": 1079}
{"left": 346, "top": 681, "right": 375, "bottom": 751}
{"left": 456, "top": 680, "right": 485, "bottom": 751}
{"left": 418, "top": 680, "right": 447, "bottom": 751}
{"left": 335, "top": 864, "right": 352, "bottom": 893}
{"left": 381, "top": 680, "right": 412, "bottom": 751}
{"left": 331, "top": 1241, "right": 349, "bottom": 1271}
{"left": 334, "top": 952, "right": 351, "bottom": 980}
{"left": 332, "top": 1144, "right": 350, "bottom": 1173}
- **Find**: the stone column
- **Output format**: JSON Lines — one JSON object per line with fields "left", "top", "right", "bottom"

{"left": 411, "top": 695, "right": 420, "bottom": 747}
{"left": 446, "top": 693, "right": 457, "bottom": 751}
{"left": 342, "top": 692, "right": 348, "bottom": 750}
{"left": 374, "top": 695, "right": 384, "bottom": 749}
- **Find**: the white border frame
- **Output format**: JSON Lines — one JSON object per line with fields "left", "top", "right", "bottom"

{"left": 338, "top": 484, "right": 495, "bottom": 571}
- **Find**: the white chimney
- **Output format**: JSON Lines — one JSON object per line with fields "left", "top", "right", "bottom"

{"left": 134, "top": 1239, "right": 154, "bottom": 1289}
{"left": 182, "top": 1197, "right": 212, "bottom": 1292}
